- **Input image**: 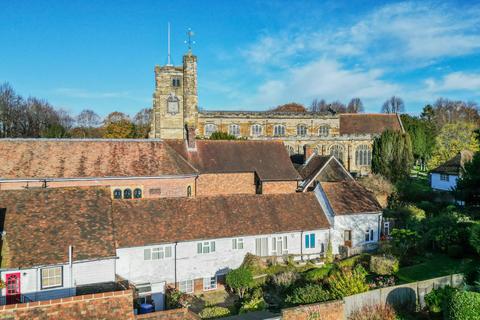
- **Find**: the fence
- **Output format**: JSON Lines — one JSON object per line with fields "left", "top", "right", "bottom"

{"left": 343, "top": 273, "right": 464, "bottom": 318}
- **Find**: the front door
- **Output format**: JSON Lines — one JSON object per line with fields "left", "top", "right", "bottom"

{"left": 6, "top": 273, "right": 21, "bottom": 304}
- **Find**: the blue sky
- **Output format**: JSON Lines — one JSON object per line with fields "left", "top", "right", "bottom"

{"left": 1, "top": 0, "right": 479, "bottom": 117}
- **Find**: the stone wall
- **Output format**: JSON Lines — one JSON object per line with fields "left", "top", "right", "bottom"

{"left": 0, "top": 290, "right": 134, "bottom": 320}
{"left": 196, "top": 173, "right": 255, "bottom": 196}
{"left": 262, "top": 181, "right": 298, "bottom": 194}
{"left": 282, "top": 300, "right": 344, "bottom": 320}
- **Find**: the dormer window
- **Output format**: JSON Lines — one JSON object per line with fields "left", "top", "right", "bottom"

{"left": 172, "top": 77, "right": 181, "bottom": 87}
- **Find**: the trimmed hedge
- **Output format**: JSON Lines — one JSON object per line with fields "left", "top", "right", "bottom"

{"left": 446, "top": 291, "right": 480, "bottom": 320}
{"left": 304, "top": 265, "right": 334, "bottom": 282}
{"left": 285, "top": 283, "right": 332, "bottom": 306}
{"left": 199, "top": 306, "right": 231, "bottom": 319}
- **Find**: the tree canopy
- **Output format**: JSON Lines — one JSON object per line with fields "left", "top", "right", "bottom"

{"left": 456, "top": 129, "right": 480, "bottom": 208}
{"left": 271, "top": 103, "right": 306, "bottom": 112}
{"left": 381, "top": 96, "right": 405, "bottom": 114}
{"left": 400, "top": 114, "right": 436, "bottom": 161}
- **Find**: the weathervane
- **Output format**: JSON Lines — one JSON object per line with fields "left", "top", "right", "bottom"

{"left": 184, "top": 28, "right": 195, "bottom": 53}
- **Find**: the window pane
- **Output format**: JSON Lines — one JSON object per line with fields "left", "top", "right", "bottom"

{"left": 232, "top": 239, "right": 237, "bottom": 249}
{"left": 124, "top": 188, "right": 132, "bottom": 199}
{"left": 238, "top": 238, "right": 244, "bottom": 249}
{"left": 211, "top": 241, "right": 215, "bottom": 252}
{"left": 305, "top": 234, "right": 309, "bottom": 249}
{"left": 310, "top": 234, "right": 315, "bottom": 248}
{"left": 134, "top": 188, "right": 142, "bottom": 199}
{"left": 144, "top": 249, "right": 151, "bottom": 260}
{"left": 197, "top": 243, "right": 202, "bottom": 254}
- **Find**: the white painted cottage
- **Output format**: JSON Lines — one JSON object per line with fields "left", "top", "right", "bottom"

{"left": 430, "top": 150, "right": 473, "bottom": 191}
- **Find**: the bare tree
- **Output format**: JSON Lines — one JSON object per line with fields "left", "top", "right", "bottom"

{"left": 431, "top": 98, "right": 480, "bottom": 127}
{"left": 329, "top": 101, "right": 347, "bottom": 114}
{"left": 310, "top": 99, "right": 328, "bottom": 113}
{"left": 381, "top": 96, "right": 405, "bottom": 114}
{"left": 134, "top": 108, "right": 152, "bottom": 138}
{"left": 76, "top": 109, "right": 100, "bottom": 128}
{"left": 347, "top": 98, "right": 364, "bottom": 113}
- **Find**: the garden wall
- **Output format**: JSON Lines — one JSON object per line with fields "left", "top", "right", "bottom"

{"left": 282, "top": 300, "right": 344, "bottom": 320}
{"left": 135, "top": 308, "right": 200, "bottom": 320}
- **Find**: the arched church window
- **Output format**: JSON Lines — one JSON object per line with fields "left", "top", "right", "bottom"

{"left": 251, "top": 124, "right": 263, "bottom": 136}
{"left": 356, "top": 145, "right": 372, "bottom": 166}
{"left": 228, "top": 124, "right": 240, "bottom": 137}
{"left": 319, "top": 125, "right": 329, "bottom": 137}
{"left": 330, "top": 145, "right": 345, "bottom": 163}
{"left": 113, "top": 189, "right": 122, "bottom": 199}
{"left": 167, "top": 94, "right": 179, "bottom": 114}
{"left": 274, "top": 125, "right": 286, "bottom": 137}
{"left": 204, "top": 124, "right": 217, "bottom": 137}
{"left": 187, "top": 186, "right": 192, "bottom": 197}
{"left": 297, "top": 124, "right": 308, "bottom": 136}
{"left": 133, "top": 188, "right": 142, "bottom": 199}
{"left": 123, "top": 188, "right": 132, "bottom": 199}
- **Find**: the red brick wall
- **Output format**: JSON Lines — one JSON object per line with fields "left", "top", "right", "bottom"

{"left": 0, "top": 290, "right": 134, "bottom": 320}
{"left": 135, "top": 308, "right": 199, "bottom": 320}
{"left": 196, "top": 173, "right": 255, "bottom": 196}
{"left": 282, "top": 300, "right": 344, "bottom": 320}
{"left": 262, "top": 181, "right": 298, "bottom": 194}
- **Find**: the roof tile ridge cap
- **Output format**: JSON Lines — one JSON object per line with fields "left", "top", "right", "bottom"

{"left": 163, "top": 141, "right": 199, "bottom": 174}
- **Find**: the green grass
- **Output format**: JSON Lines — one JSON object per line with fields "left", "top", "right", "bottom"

{"left": 396, "top": 253, "right": 478, "bottom": 283}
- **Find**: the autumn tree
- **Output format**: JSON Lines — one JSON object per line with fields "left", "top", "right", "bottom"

{"left": 271, "top": 103, "right": 306, "bottom": 112}
{"left": 102, "top": 112, "right": 135, "bottom": 139}
{"left": 429, "top": 98, "right": 480, "bottom": 128}
{"left": 381, "top": 96, "right": 405, "bottom": 114}
{"left": 347, "top": 98, "right": 364, "bottom": 113}
{"left": 133, "top": 108, "right": 152, "bottom": 138}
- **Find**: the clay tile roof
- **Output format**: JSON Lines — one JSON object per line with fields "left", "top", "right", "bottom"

{"left": 112, "top": 192, "right": 329, "bottom": 248}
{"left": 321, "top": 181, "right": 382, "bottom": 215}
{"left": 0, "top": 139, "right": 197, "bottom": 180}
{"left": 298, "top": 156, "right": 353, "bottom": 189}
{"left": 0, "top": 187, "right": 116, "bottom": 268}
{"left": 166, "top": 140, "right": 301, "bottom": 181}
{"left": 430, "top": 150, "right": 474, "bottom": 175}
{"left": 339, "top": 114, "right": 403, "bottom": 135}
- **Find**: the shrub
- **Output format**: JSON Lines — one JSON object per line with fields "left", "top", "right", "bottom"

{"left": 447, "top": 244, "right": 464, "bottom": 258}
{"left": 425, "top": 286, "right": 458, "bottom": 314}
{"left": 327, "top": 265, "right": 369, "bottom": 299}
{"left": 446, "top": 291, "right": 480, "bottom": 320}
{"left": 241, "top": 253, "right": 267, "bottom": 274}
{"left": 390, "top": 229, "right": 420, "bottom": 260}
{"left": 369, "top": 275, "right": 396, "bottom": 289}
{"left": 469, "top": 223, "right": 480, "bottom": 256}
{"left": 337, "top": 254, "right": 370, "bottom": 270}
{"left": 271, "top": 271, "right": 299, "bottom": 289}
{"left": 226, "top": 267, "right": 254, "bottom": 298}
{"left": 325, "top": 240, "right": 334, "bottom": 263}
{"left": 348, "top": 303, "right": 396, "bottom": 320}
{"left": 239, "top": 296, "right": 267, "bottom": 314}
{"left": 199, "top": 306, "right": 231, "bottom": 319}
{"left": 369, "top": 255, "right": 399, "bottom": 275}
{"left": 304, "top": 265, "right": 334, "bottom": 282}
{"left": 285, "top": 283, "right": 332, "bottom": 306}
{"left": 165, "top": 287, "right": 191, "bottom": 309}
{"left": 209, "top": 131, "right": 238, "bottom": 140}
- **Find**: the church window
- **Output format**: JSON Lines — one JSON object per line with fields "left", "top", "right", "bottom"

{"left": 167, "top": 95, "right": 179, "bottom": 114}
{"left": 204, "top": 124, "right": 217, "bottom": 137}
{"left": 113, "top": 189, "right": 122, "bottom": 199}
{"left": 124, "top": 188, "right": 132, "bottom": 199}
{"left": 355, "top": 145, "right": 372, "bottom": 166}
{"left": 319, "top": 125, "right": 329, "bottom": 137}
{"left": 297, "top": 124, "right": 308, "bottom": 136}
{"left": 187, "top": 186, "right": 192, "bottom": 197}
{"left": 228, "top": 124, "right": 240, "bottom": 137}
{"left": 330, "top": 145, "right": 344, "bottom": 163}
{"left": 251, "top": 124, "right": 263, "bottom": 136}
{"left": 274, "top": 125, "right": 286, "bottom": 136}
{"left": 172, "top": 77, "right": 181, "bottom": 87}
{"left": 133, "top": 188, "right": 142, "bottom": 199}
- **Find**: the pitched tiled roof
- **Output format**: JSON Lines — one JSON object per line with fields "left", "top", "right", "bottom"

{"left": 339, "top": 114, "right": 403, "bottom": 135}
{"left": 298, "top": 155, "right": 353, "bottom": 186}
{"left": 321, "top": 181, "right": 382, "bottom": 215}
{"left": 430, "top": 150, "right": 474, "bottom": 175}
{"left": 166, "top": 140, "right": 301, "bottom": 181}
{"left": 0, "top": 139, "right": 197, "bottom": 180}
{"left": 112, "top": 193, "right": 329, "bottom": 248}
{"left": 0, "top": 187, "right": 116, "bottom": 268}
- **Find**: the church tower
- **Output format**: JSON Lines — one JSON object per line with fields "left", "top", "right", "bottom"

{"left": 150, "top": 27, "right": 198, "bottom": 139}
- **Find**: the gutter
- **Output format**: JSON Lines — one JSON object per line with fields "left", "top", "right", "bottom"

{"left": 0, "top": 174, "right": 199, "bottom": 183}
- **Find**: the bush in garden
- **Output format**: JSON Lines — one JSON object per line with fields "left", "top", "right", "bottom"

{"left": 241, "top": 253, "right": 267, "bottom": 274}
{"left": 285, "top": 283, "right": 332, "bottom": 306}
{"left": 369, "top": 255, "right": 399, "bottom": 275}
{"left": 327, "top": 265, "right": 369, "bottom": 299}
{"left": 469, "top": 223, "right": 480, "bottom": 256}
{"left": 424, "top": 286, "right": 458, "bottom": 314}
{"left": 239, "top": 296, "right": 267, "bottom": 314}
{"left": 390, "top": 228, "right": 420, "bottom": 260}
{"left": 325, "top": 240, "right": 334, "bottom": 263}
{"left": 271, "top": 271, "right": 299, "bottom": 289}
{"left": 304, "top": 265, "right": 334, "bottom": 282}
{"left": 347, "top": 303, "right": 397, "bottom": 320}
{"left": 199, "top": 306, "right": 231, "bottom": 319}
{"left": 226, "top": 267, "right": 254, "bottom": 299}
{"left": 447, "top": 244, "right": 464, "bottom": 258}
{"left": 446, "top": 291, "right": 480, "bottom": 320}
{"left": 165, "top": 286, "right": 191, "bottom": 309}
{"left": 369, "top": 275, "right": 396, "bottom": 289}
{"left": 337, "top": 254, "right": 370, "bottom": 270}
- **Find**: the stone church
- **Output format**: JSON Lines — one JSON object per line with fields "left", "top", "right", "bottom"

{"left": 150, "top": 51, "right": 404, "bottom": 175}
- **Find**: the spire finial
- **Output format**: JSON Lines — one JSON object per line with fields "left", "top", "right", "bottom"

{"left": 166, "top": 22, "right": 172, "bottom": 66}
{"left": 184, "top": 28, "right": 195, "bottom": 53}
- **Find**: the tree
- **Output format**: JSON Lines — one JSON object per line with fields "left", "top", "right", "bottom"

{"left": 381, "top": 96, "right": 405, "bottom": 114}
{"left": 102, "top": 112, "right": 135, "bottom": 139}
{"left": 133, "top": 108, "right": 152, "bottom": 138}
{"left": 469, "top": 223, "right": 480, "bottom": 256}
{"left": 456, "top": 129, "right": 480, "bottom": 207}
{"left": 427, "top": 122, "right": 479, "bottom": 169}
{"left": 329, "top": 101, "right": 347, "bottom": 114}
{"left": 431, "top": 98, "right": 480, "bottom": 128}
{"left": 372, "top": 130, "right": 413, "bottom": 182}
{"left": 347, "top": 98, "right": 364, "bottom": 113}
{"left": 400, "top": 114, "right": 436, "bottom": 164}
{"left": 271, "top": 103, "right": 306, "bottom": 112}
{"left": 76, "top": 109, "right": 100, "bottom": 128}
{"left": 390, "top": 228, "right": 420, "bottom": 259}
{"left": 326, "top": 265, "right": 369, "bottom": 299}
{"left": 310, "top": 99, "right": 328, "bottom": 113}
{"left": 209, "top": 131, "right": 238, "bottom": 140}
{"left": 225, "top": 267, "right": 254, "bottom": 299}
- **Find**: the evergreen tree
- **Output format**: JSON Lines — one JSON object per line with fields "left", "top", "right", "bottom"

{"left": 457, "top": 129, "right": 480, "bottom": 208}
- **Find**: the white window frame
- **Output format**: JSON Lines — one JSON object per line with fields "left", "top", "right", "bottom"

{"left": 274, "top": 125, "right": 286, "bottom": 137}
{"left": 251, "top": 124, "right": 263, "bottom": 136}
{"left": 204, "top": 124, "right": 217, "bottom": 137}
{"left": 179, "top": 279, "right": 194, "bottom": 294}
{"left": 365, "top": 229, "right": 374, "bottom": 242}
{"left": 203, "top": 276, "right": 217, "bottom": 291}
{"left": 41, "top": 266, "right": 63, "bottom": 289}
{"left": 440, "top": 174, "right": 449, "bottom": 181}
{"left": 197, "top": 241, "right": 216, "bottom": 254}
{"left": 228, "top": 124, "right": 240, "bottom": 136}
{"left": 384, "top": 221, "right": 390, "bottom": 236}
{"left": 297, "top": 125, "right": 308, "bottom": 136}
{"left": 271, "top": 236, "right": 288, "bottom": 256}
{"left": 144, "top": 246, "right": 172, "bottom": 260}
{"left": 232, "top": 238, "right": 244, "bottom": 250}
{"left": 318, "top": 125, "right": 329, "bottom": 137}
{"left": 255, "top": 237, "right": 269, "bottom": 256}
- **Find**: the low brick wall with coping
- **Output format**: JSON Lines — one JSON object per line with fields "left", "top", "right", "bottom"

{"left": 135, "top": 308, "right": 200, "bottom": 320}
{"left": 282, "top": 300, "right": 344, "bottom": 320}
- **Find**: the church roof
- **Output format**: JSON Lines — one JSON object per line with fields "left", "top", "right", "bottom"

{"left": 430, "top": 150, "right": 474, "bottom": 175}
{"left": 112, "top": 192, "right": 329, "bottom": 248}
{"left": 0, "top": 139, "right": 197, "bottom": 180}
{"left": 339, "top": 114, "right": 403, "bottom": 135}
{"left": 166, "top": 140, "right": 301, "bottom": 181}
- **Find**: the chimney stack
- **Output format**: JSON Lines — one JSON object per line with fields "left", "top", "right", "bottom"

{"left": 186, "top": 125, "right": 196, "bottom": 150}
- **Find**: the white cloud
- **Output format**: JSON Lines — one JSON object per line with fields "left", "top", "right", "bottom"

{"left": 425, "top": 72, "right": 480, "bottom": 93}
{"left": 53, "top": 88, "right": 131, "bottom": 99}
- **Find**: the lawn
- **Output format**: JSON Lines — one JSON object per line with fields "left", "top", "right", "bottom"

{"left": 396, "top": 253, "right": 478, "bottom": 283}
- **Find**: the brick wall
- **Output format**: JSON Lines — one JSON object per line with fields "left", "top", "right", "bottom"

{"left": 261, "top": 181, "right": 298, "bottom": 194}
{"left": 196, "top": 173, "right": 255, "bottom": 196}
{"left": 0, "top": 290, "right": 134, "bottom": 320}
{"left": 282, "top": 300, "right": 344, "bottom": 320}
{"left": 135, "top": 308, "right": 199, "bottom": 320}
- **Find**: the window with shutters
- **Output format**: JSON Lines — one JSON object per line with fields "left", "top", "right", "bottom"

{"left": 197, "top": 241, "right": 216, "bottom": 254}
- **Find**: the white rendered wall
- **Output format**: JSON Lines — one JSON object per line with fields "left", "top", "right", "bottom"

{"left": 430, "top": 173, "right": 458, "bottom": 191}
{"left": 331, "top": 213, "right": 381, "bottom": 254}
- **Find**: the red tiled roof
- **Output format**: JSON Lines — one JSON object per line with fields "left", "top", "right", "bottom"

{"left": 299, "top": 155, "right": 353, "bottom": 183}
{"left": 321, "top": 181, "right": 382, "bottom": 215}
{"left": 166, "top": 140, "right": 301, "bottom": 181}
{"left": 112, "top": 192, "right": 329, "bottom": 248}
{"left": 339, "top": 114, "right": 403, "bottom": 135}
{"left": 0, "top": 187, "right": 116, "bottom": 268}
{"left": 0, "top": 139, "right": 197, "bottom": 180}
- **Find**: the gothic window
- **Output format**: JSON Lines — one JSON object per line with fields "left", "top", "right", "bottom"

{"left": 167, "top": 95, "right": 179, "bottom": 114}
{"left": 113, "top": 189, "right": 122, "bottom": 199}
{"left": 133, "top": 188, "right": 142, "bottom": 199}
{"left": 204, "top": 124, "right": 217, "bottom": 137}
{"left": 355, "top": 145, "right": 372, "bottom": 166}
{"left": 251, "top": 124, "right": 263, "bottom": 136}
{"left": 274, "top": 125, "right": 286, "bottom": 136}
{"left": 187, "top": 186, "right": 192, "bottom": 197}
{"left": 123, "top": 188, "right": 132, "bottom": 199}
{"left": 228, "top": 124, "right": 240, "bottom": 137}
{"left": 330, "top": 145, "right": 344, "bottom": 163}
{"left": 319, "top": 125, "right": 329, "bottom": 137}
{"left": 172, "top": 77, "right": 181, "bottom": 87}
{"left": 297, "top": 124, "right": 308, "bottom": 136}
